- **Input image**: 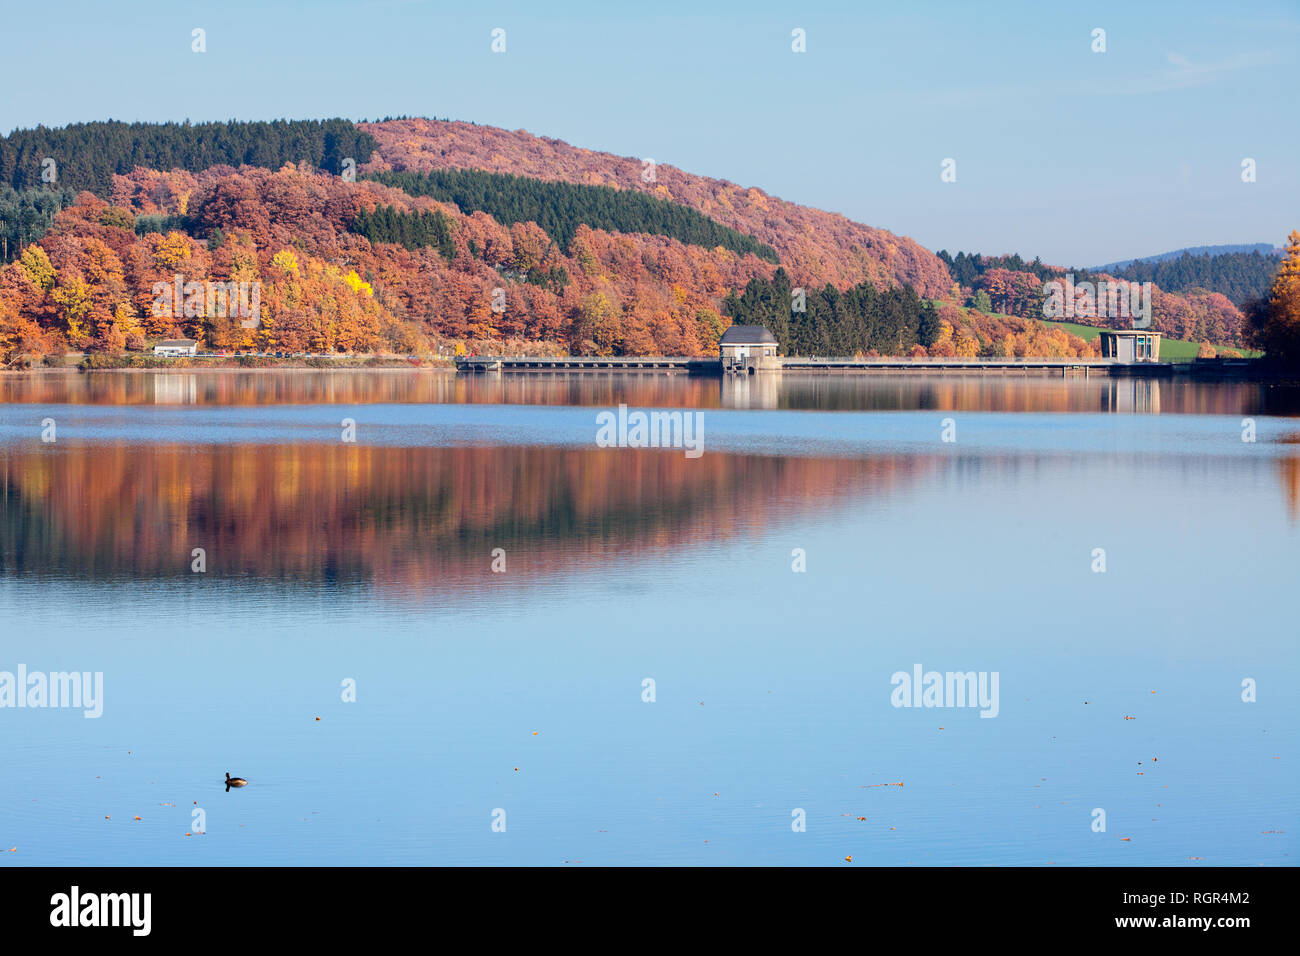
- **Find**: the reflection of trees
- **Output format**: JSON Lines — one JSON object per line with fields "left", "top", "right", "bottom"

{"left": 4, "top": 371, "right": 1297, "bottom": 416}
{"left": 1282, "top": 455, "right": 1300, "bottom": 522}
{"left": 0, "top": 371, "right": 731, "bottom": 409}
{"left": 0, "top": 445, "right": 928, "bottom": 591}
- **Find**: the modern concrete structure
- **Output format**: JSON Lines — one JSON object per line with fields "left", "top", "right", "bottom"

{"left": 153, "top": 339, "right": 197, "bottom": 356}
{"left": 718, "top": 325, "right": 780, "bottom": 374}
{"left": 1098, "top": 329, "right": 1161, "bottom": 362}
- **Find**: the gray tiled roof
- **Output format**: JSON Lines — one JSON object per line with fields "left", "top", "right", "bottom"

{"left": 718, "top": 325, "right": 777, "bottom": 345}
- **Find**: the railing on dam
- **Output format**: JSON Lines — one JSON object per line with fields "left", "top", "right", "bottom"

{"left": 456, "top": 356, "right": 716, "bottom": 373}
{"left": 455, "top": 355, "right": 1169, "bottom": 375}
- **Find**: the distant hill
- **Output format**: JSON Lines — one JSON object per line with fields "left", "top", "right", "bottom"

{"left": 934, "top": 248, "right": 1251, "bottom": 346}
{"left": 1093, "top": 243, "right": 1279, "bottom": 273}
{"left": 1094, "top": 247, "right": 1282, "bottom": 306}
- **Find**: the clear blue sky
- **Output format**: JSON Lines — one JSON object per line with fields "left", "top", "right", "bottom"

{"left": 3, "top": 0, "right": 1296, "bottom": 266}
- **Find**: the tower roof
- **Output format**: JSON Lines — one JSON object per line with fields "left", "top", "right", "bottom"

{"left": 718, "top": 325, "right": 777, "bottom": 345}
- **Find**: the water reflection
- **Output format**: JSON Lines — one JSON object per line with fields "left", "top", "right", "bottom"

{"left": 0, "top": 444, "right": 930, "bottom": 591}
{"left": 3, "top": 370, "right": 1297, "bottom": 415}
{"left": 2, "top": 377, "right": 1297, "bottom": 868}
{"left": 6, "top": 440, "right": 1297, "bottom": 591}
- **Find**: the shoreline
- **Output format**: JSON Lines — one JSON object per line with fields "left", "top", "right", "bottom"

{"left": 1, "top": 365, "right": 459, "bottom": 374}
{"left": 3, "top": 357, "right": 1296, "bottom": 384}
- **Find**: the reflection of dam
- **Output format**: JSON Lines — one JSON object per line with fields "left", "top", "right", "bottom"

{"left": 152, "top": 374, "right": 198, "bottom": 405}
{"left": 721, "top": 373, "right": 779, "bottom": 409}
{"left": 1103, "top": 378, "right": 1161, "bottom": 413}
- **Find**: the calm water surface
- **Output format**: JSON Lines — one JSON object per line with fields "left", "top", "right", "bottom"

{"left": 1, "top": 370, "right": 1296, "bottom": 866}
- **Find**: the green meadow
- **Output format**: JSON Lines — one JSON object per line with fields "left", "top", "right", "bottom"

{"left": 1038, "top": 319, "right": 1261, "bottom": 362}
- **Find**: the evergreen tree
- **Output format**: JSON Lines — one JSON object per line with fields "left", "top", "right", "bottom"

{"left": 364, "top": 168, "right": 778, "bottom": 263}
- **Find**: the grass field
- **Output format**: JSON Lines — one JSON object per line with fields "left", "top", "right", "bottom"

{"left": 922, "top": 300, "right": 1258, "bottom": 362}
{"left": 1038, "top": 319, "right": 1261, "bottom": 362}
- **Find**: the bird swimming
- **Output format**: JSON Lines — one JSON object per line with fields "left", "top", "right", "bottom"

{"left": 225, "top": 772, "right": 247, "bottom": 789}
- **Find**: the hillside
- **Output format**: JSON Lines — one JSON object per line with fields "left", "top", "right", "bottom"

{"left": 0, "top": 161, "right": 779, "bottom": 360}
{"left": 363, "top": 168, "right": 779, "bottom": 262}
{"left": 0, "top": 117, "right": 1267, "bottom": 363}
{"left": 358, "top": 118, "right": 953, "bottom": 299}
{"left": 1095, "top": 249, "right": 1281, "bottom": 306}
{"left": 937, "top": 249, "right": 1252, "bottom": 348}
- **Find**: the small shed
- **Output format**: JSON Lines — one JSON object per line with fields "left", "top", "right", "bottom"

{"left": 1098, "top": 329, "right": 1161, "bottom": 362}
{"left": 154, "top": 339, "right": 198, "bottom": 356}
{"left": 718, "top": 325, "right": 779, "bottom": 374}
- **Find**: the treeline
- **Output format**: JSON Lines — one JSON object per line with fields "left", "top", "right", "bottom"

{"left": 722, "top": 268, "right": 939, "bottom": 356}
{"left": 0, "top": 186, "right": 76, "bottom": 261}
{"left": 1245, "top": 231, "right": 1300, "bottom": 366}
{"left": 941, "top": 246, "right": 1281, "bottom": 310}
{"left": 1105, "top": 250, "right": 1281, "bottom": 305}
{"left": 365, "top": 168, "right": 780, "bottom": 263}
{"left": 0, "top": 119, "right": 376, "bottom": 194}
{"left": 352, "top": 205, "right": 456, "bottom": 260}
{"left": 350, "top": 204, "right": 570, "bottom": 293}
{"left": 937, "top": 249, "right": 1087, "bottom": 286}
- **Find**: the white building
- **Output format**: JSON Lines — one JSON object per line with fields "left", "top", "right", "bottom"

{"left": 1098, "top": 330, "right": 1161, "bottom": 363}
{"left": 718, "top": 325, "right": 779, "bottom": 374}
{"left": 153, "top": 339, "right": 198, "bottom": 356}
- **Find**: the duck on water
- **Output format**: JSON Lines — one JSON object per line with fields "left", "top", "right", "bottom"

{"left": 225, "top": 772, "right": 247, "bottom": 790}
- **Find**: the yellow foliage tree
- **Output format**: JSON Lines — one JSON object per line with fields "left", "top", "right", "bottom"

{"left": 1249, "top": 229, "right": 1300, "bottom": 364}
{"left": 113, "top": 301, "right": 142, "bottom": 339}
{"left": 342, "top": 270, "right": 373, "bottom": 297}
{"left": 954, "top": 328, "right": 980, "bottom": 358}
{"left": 271, "top": 249, "right": 300, "bottom": 275}
{"left": 152, "top": 232, "right": 192, "bottom": 271}
{"left": 933, "top": 321, "right": 954, "bottom": 349}
{"left": 19, "top": 246, "right": 56, "bottom": 292}
{"left": 51, "top": 278, "right": 93, "bottom": 343}
{"left": 576, "top": 290, "right": 620, "bottom": 355}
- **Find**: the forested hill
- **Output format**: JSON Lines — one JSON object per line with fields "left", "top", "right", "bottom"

{"left": 0, "top": 120, "right": 376, "bottom": 193}
{"left": 2, "top": 117, "right": 950, "bottom": 298}
{"left": 0, "top": 116, "right": 1249, "bottom": 361}
{"left": 932, "top": 247, "right": 1252, "bottom": 347}
{"left": 359, "top": 117, "right": 953, "bottom": 298}
{"left": 723, "top": 269, "right": 939, "bottom": 356}
{"left": 1097, "top": 249, "right": 1281, "bottom": 306}
{"left": 1094, "top": 243, "right": 1278, "bottom": 272}
{"left": 941, "top": 245, "right": 1281, "bottom": 307}
{"left": 937, "top": 250, "right": 1089, "bottom": 286}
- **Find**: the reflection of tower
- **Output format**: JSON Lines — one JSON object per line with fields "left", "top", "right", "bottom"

{"left": 1107, "top": 377, "right": 1160, "bottom": 413}
{"left": 721, "top": 372, "right": 778, "bottom": 409}
{"left": 153, "top": 374, "right": 197, "bottom": 405}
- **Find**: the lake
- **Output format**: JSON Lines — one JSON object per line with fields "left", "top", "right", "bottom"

{"left": 0, "top": 369, "right": 1296, "bottom": 866}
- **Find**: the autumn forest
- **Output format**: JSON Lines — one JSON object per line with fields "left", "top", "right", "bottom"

{"left": 0, "top": 117, "right": 1291, "bottom": 365}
